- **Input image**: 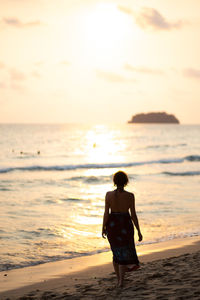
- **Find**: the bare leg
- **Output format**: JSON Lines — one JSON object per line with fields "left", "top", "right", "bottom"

{"left": 119, "top": 265, "right": 126, "bottom": 287}
{"left": 113, "top": 261, "right": 120, "bottom": 284}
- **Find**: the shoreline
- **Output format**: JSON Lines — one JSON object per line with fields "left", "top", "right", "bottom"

{"left": 0, "top": 236, "right": 200, "bottom": 299}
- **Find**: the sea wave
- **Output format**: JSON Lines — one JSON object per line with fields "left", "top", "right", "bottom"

{"left": 0, "top": 155, "right": 199, "bottom": 174}
{"left": 0, "top": 249, "right": 110, "bottom": 272}
{"left": 163, "top": 171, "right": 200, "bottom": 176}
{"left": 1, "top": 230, "right": 199, "bottom": 272}
{"left": 136, "top": 231, "right": 200, "bottom": 247}
{"left": 68, "top": 175, "right": 111, "bottom": 184}
{"left": 142, "top": 143, "right": 187, "bottom": 150}
{"left": 185, "top": 155, "right": 200, "bottom": 161}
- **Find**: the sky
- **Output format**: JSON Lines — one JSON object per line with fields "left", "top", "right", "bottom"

{"left": 0, "top": 0, "right": 200, "bottom": 124}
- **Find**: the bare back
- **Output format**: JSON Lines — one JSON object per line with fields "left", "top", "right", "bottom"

{"left": 106, "top": 190, "right": 134, "bottom": 213}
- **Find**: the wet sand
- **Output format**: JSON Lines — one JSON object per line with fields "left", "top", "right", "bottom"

{"left": 0, "top": 236, "right": 200, "bottom": 299}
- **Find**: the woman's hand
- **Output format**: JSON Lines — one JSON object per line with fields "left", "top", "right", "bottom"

{"left": 138, "top": 231, "right": 143, "bottom": 242}
{"left": 102, "top": 227, "right": 107, "bottom": 239}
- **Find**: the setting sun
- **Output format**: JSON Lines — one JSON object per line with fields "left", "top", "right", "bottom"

{"left": 79, "top": 3, "right": 133, "bottom": 68}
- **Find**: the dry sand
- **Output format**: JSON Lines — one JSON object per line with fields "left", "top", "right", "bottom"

{"left": 0, "top": 237, "right": 200, "bottom": 299}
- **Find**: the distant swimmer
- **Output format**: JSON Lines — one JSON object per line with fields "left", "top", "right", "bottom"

{"left": 20, "top": 151, "right": 29, "bottom": 155}
{"left": 19, "top": 151, "right": 41, "bottom": 155}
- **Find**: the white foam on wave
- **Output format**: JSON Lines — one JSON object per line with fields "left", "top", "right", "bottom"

{"left": 1, "top": 155, "right": 199, "bottom": 174}
{"left": 163, "top": 171, "right": 200, "bottom": 176}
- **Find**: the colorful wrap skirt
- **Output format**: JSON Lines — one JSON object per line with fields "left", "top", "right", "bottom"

{"left": 106, "top": 212, "right": 139, "bottom": 266}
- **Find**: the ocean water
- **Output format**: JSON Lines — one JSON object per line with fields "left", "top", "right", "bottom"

{"left": 0, "top": 123, "right": 199, "bottom": 272}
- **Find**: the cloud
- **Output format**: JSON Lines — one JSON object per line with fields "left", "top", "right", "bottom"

{"left": 10, "top": 68, "right": 26, "bottom": 81}
{"left": 118, "top": 6, "right": 184, "bottom": 31}
{"left": 95, "top": 69, "right": 136, "bottom": 83}
{"left": 8, "top": 68, "right": 27, "bottom": 91}
{"left": 137, "top": 8, "right": 183, "bottom": 30}
{"left": 124, "top": 64, "right": 164, "bottom": 75}
{"left": 2, "top": 17, "right": 42, "bottom": 28}
{"left": 0, "top": 66, "right": 31, "bottom": 91}
{"left": 10, "top": 82, "right": 25, "bottom": 91}
{"left": 183, "top": 68, "right": 200, "bottom": 79}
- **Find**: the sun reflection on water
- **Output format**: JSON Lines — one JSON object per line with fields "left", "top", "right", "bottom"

{"left": 84, "top": 124, "right": 125, "bottom": 164}
{"left": 76, "top": 215, "right": 102, "bottom": 226}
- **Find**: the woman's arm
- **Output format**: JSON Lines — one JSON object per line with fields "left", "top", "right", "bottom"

{"left": 102, "top": 192, "right": 110, "bottom": 238}
{"left": 130, "top": 193, "right": 143, "bottom": 242}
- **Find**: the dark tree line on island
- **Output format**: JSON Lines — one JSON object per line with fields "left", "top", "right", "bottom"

{"left": 128, "top": 112, "right": 180, "bottom": 124}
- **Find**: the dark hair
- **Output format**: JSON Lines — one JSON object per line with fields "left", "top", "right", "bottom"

{"left": 113, "top": 171, "right": 129, "bottom": 187}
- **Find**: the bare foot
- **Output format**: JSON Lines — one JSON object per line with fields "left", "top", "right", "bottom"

{"left": 126, "top": 265, "right": 140, "bottom": 272}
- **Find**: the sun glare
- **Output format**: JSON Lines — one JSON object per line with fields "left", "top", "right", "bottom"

{"left": 84, "top": 125, "right": 125, "bottom": 165}
{"left": 80, "top": 3, "right": 132, "bottom": 68}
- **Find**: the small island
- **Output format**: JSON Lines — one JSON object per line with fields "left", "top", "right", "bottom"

{"left": 128, "top": 112, "right": 180, "bottom": 124}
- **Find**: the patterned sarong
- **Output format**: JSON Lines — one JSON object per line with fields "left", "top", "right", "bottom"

{"left": 106, "top": 212, "right": 139, "bottom": 265}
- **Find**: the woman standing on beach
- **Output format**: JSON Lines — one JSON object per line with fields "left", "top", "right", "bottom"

{"left": 102, "top": 171, "right": 143, "bottom": 287}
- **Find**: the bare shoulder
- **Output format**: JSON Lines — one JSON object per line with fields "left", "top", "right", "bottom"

{"left": 125, "top": 190, "right": 135, "bottom": 199}
{"left": 105, "top": 191, "right": 113, "bottom": 200}
{"left": 106, "top": 191, "right": 113, "bottom": 196}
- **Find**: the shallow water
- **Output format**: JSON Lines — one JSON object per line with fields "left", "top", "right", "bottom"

{"left": 0, "top": 123, "right": 199, "bottom": 271}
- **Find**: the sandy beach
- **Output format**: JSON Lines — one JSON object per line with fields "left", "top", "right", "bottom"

{"left": 0, "top": 236, "right": 199, "bottom": 300}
